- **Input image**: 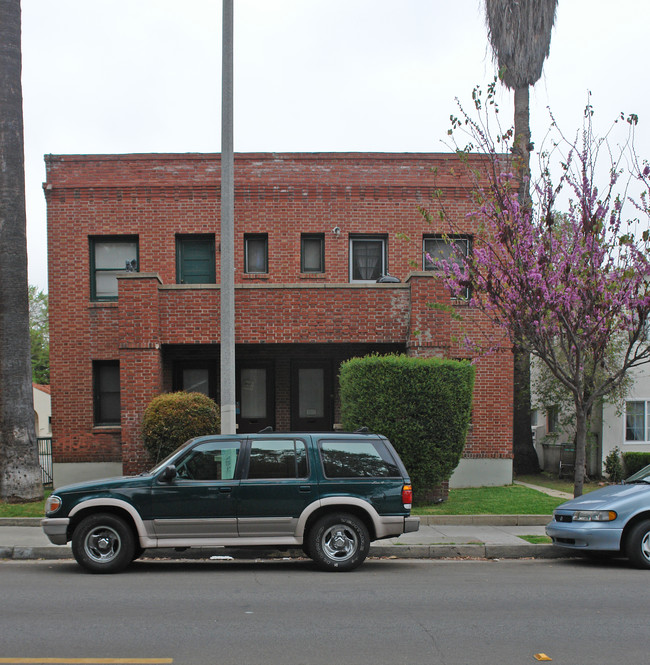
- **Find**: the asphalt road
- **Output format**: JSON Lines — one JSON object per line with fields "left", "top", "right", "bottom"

{"left": 1, "top": 556, "right": 647, "bottom": 665}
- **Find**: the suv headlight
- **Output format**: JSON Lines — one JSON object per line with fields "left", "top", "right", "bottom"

{"left": 572, "top": 510, "right": 617, "bottom": 522}
{"left": 45, "top": 495, "right": 62, "bottom": 514}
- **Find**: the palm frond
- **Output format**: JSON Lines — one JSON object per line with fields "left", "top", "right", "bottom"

{"left": 485, "top": 0, "right": 558, "bottom": 89}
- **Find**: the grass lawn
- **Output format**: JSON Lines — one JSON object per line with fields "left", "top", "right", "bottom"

{"left": 0, "top": 477, "right": 596, "bottom": 518}
{"left": 0, "top": 491, "right": 50, "bottom": 518}
{"left": 412, "top": 484, "right": 565, "bottom": 515}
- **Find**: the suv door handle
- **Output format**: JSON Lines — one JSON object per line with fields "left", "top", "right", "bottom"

{"left": 218, "top": 486, "right": 233, "bottom": 494}
{"left": 299, "top": 485, "right": 312, "bottom": 493}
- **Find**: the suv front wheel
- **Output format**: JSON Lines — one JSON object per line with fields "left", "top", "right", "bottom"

{"left": 71, "top": 513, "right": 135, "bottom": 574}
{"left": 308, "top": 513, "right": 370, "bottom": 572}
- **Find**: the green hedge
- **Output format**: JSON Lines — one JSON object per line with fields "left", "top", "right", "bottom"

{"left": 623, "top": 452, "right": 650, "bottom": 477}
{"left": 141, "top": 391, "right": 221, "bottom": 464}
{"left": 339, "top": 354, "right": 475, "bottom": 502}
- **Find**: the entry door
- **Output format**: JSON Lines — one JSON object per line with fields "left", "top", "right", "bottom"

{"left": 291, "top": 360, "right": 333, "bottom": 431}
{"left": 237, "top": 362, "right": 275, "bottom": 433}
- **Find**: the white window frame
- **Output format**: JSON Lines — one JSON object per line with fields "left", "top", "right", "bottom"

{"left": 625, "top": 400, "right": 650, "bottom": 443}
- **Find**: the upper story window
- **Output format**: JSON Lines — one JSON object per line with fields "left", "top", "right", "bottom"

{"left": 244, "top": 234, "right": 268, "bottom": 274}
{"left": 424, "top": 235, "right": 471, "bottom": 297}
{"left": 93, "top": 360, "right": 120, "bottom": 426}
{"left": 176, "top": 234, "right": 216, "bottom": 284}
{"left": 90, "top": 236, "right": 138, "bottom": 301}
{"left": 423, "top": 235, "right": 471, "bottom": 271}
{"left": 626, "top": 401, "right": 650, "bottom": 442}
{"left": 349, "top": 235, "right": 386, "bottom": 283}
{"left": 301, "top": 234, "right": 325, "bottom": 273}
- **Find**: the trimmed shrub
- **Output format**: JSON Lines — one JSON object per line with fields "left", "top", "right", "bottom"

{"left": 622, "top": 452, "right": 650, "bottom": 478}
{"left": 604, "top": 447, "right": 624, "bottom": 483}
{"left": 339, "top": 354, "right": 475, "bottom": 503}
{"left": 141, "top": 391, "right": 220, "bottom": 464}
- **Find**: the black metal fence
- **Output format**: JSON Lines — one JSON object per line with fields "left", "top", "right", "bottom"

{"left": 37, "top": 437, "right": 53, "bottom": 487}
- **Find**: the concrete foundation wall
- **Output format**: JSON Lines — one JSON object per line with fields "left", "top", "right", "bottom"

{"left": 449, "top": 458, "right": 513, "bottom": 489}
{"left": 53, "top": 462, "right": 123, "bottom": 489}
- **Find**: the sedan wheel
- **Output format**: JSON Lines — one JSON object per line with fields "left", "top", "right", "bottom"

{"left": 625, "top": 519, "right": 650, "bottom": 569}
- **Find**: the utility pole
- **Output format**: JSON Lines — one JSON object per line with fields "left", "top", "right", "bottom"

{"left": 220, "top": 0, "right": 236, "bottom": 434}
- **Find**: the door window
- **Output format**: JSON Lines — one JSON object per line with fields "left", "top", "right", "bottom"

{"left": 247, "top": 439, "right": 308, "bottom": 479}
{"left": 175, "top": 441, "right": 240, "bottom": 481}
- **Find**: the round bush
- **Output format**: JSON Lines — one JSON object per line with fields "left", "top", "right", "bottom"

{"left": 141, "top": 392, "right": 220, "bottom": 464}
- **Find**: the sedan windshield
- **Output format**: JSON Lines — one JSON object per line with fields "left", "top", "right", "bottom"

{"left": 625, "top": 463, "right": 650, "bottom": 485}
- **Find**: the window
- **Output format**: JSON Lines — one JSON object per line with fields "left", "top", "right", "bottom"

{"left": 424, "top": 235, "right": 471, "bottom": 297}
{"left": 175, "top": 441, "right": 241, "bottom": 481}
{"left": 93, "top": 361, "right": 120, "bottom": 426}
{"left": 301, "top": 234, "right": 325, "bottom": 273}
{"left": 319, "top": 440, "right": 401, "bottom": 478}
{"left": 423, "top": 235, "right": 470, "bottom": 271}
{"left": 349, "top": 236, "right": 386, "bottom": 282}
{"left": 626, "top": 401, "right": 650, "bottom": 442}
{"left": 547, "top": 405, "right": 560, "bottom": 434}
{"left": 247, "top": 439, "right": 308, "bottom": 479}
{"left": 176, "top": 235, "right": 215, "bottom": 284}
{"left": 244, "top": 234, "right": 268, "bottom": 274}
{"left": 90, "top": 237, "right": 138, "bottom": 301}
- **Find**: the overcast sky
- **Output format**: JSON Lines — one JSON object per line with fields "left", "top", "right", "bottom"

{"left": 21, "top": 0, "right": 650, "bottom": 291}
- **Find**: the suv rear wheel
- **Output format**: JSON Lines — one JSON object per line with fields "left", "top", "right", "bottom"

{"left": 308, "top": 513, "right": 370, "bottom": 572}
{"left": 72, "top": 513, "right": 135, "bottom": 574}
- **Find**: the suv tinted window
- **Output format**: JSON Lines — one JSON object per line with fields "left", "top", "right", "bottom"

{"left": 247, "top": 439, "right": 308, "bottom": 479}
{"left": 319, "top": 440, "right": 401, "bottom": 478}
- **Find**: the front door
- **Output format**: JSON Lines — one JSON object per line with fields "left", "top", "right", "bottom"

{"left": 291, "top": 360, "right": 333, "bottom": 431}
{"left": 237, "top": 362, "right": 275, "bottom": 433}
{"left": 150, "top": 439, "right": 241, "bottom": 540}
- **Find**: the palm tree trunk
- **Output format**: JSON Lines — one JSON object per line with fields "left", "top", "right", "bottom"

{"left": 511, "top": 85, "right": 538, "bottom": 475}
{"left": 513, "top": 85, "right": 531, "bottom": 207}
{"left": 0, "top": 0, "right": 44, "bottom": 501}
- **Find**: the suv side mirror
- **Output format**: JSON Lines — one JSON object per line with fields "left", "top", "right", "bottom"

{"left": 160, "top": 465, "right": 177, "bottom": 482}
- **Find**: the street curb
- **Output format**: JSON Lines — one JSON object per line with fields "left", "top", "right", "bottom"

{"left": 0, "top": 515, "right": 553, "bottom": 528}
{"left": 0, "top": 543, "right": 568, "bottom": 562}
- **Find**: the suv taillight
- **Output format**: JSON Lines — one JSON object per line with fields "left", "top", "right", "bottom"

{"left": 402, "top": 484, "right": 412, "bottom": 509}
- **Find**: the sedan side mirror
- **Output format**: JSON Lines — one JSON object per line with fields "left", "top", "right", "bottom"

{"left": 160, "top": 465, "right": 177, "bottom": 482}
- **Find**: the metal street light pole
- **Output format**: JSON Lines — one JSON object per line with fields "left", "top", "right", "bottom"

{"left": 220, "top": 0, "right": 236, "bottom": 434}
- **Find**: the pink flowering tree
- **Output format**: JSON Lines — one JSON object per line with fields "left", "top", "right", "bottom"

{"left": 431, "top": 87, "right": 650, "bottom": 496}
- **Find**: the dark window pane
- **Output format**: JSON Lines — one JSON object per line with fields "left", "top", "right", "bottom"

{"left": 301, "top": 236, "right": 324, "bottom": 272}
{"left": 626, "top": 401, "right": 645, "bottom": 441}
{"left": 177, "top": 235, "right": 215, "bottom": 284}
{"left": 424, "top": 237, "right": 469, "bottom": 270}
{"left": 91, "top": 238, "right": 138, "bottom": 300}
{"left": 245, "top": 236, "right": 268, "bottom": 273}
{"left": 351, "top": 239, "right": 384, "bottom": 281}
{"left": 94, "top": 361, "right": 120, "bottom": 425}
{"left": 247, "top": 440, "right": 308, "bottom": 479}
{"left": 319, "top": 440, "right": 400, "bottom": 478}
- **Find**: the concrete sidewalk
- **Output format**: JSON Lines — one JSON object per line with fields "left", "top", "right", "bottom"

{"left": 0, "top": 514, "right": 564, "bottom": 562}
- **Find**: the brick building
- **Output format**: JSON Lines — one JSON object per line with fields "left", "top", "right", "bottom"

{"left": 45, "top": 152, "right": 513, "bottom": 488}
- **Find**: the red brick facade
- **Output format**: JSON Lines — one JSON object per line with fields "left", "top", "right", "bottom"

{"left": 45, "top": 153, "right": 513, "bottom": 481}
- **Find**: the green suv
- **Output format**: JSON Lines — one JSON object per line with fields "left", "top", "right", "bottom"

{"left": 42, "top": 431, "right": 419, "bottom": 574}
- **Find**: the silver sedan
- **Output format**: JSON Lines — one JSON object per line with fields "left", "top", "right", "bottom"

{"left": 546, "top": 464, "right": 650, "bottom": 568}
